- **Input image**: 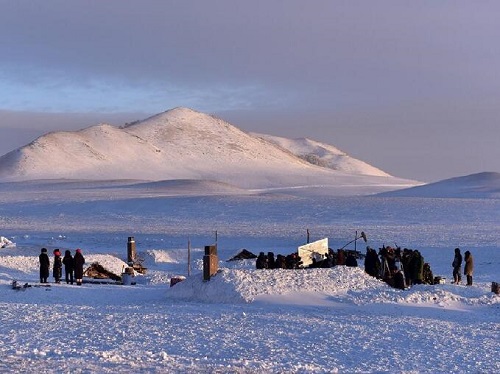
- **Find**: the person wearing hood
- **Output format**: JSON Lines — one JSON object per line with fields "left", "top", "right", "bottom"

{"left": 62, "top": 250, "right": 74, "bottom": 285}
{"left": 73, "top": 248, "right": 85, "bottom": 286}
{"left": 39, "top": 248, "right": 50, "bottom": 283}
{"left": 464, "top": 250, "right": 474, "bottom": 286}
{"left": 53, "top": 249, "right": 62, "bottom": 283}
{"left": 452, "top": 247, "right": 463, "bottom": 285}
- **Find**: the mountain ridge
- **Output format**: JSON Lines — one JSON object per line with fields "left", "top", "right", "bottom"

{"left": 0, "top": 107, "right": 418, "bottom": 193}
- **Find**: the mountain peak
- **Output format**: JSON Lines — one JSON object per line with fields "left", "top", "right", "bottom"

{"left": 0, "top": 107, "right": 416, "bottom": 193}
{"left": 136, "top": 107, "right": 207, "bottom": 124}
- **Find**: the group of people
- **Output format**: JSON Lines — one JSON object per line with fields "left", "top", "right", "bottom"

{"left": 366, "top": 245, "right": 475, "bottom": 288}
{"left": 364, "top": 246, "right": 432, "bottom": 289}
{"left": 452, "top": 247, "right": 474, "bottom": 286}
{"left": 255, "top": 244, "right": 476, "bottom": 291}
{"left": 256, "top": 251, "right": 303, "bottom": 269}
{"left": 39, "top": 248, "right": 86, "bottom": 285}
{"left": 255, "top": 248, "right": 361, "bottom": 270}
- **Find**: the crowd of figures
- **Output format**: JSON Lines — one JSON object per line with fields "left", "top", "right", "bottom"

{"left": 365, "top": 246, "right": 474, "bottom": 289}
{"left": 364, "top": 246, "right": 434, "bottom": 289}
{"left": 39, "top": 248, "right": 86, "bottom": 285}
{"left": 256, "top": 252, "right": 303, "bottom": 270}
{"left": 255, "top": 248, "right": 361, "bottom": 271}
{"left": 254, "top": 245, "right": 474, "bottom": 290}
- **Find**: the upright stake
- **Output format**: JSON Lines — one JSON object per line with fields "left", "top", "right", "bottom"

{"left": 354, "top": 230, "right": 358, "bottom": 251}
{"left": 307, "top": 229, "right": 310, "bottom": 244}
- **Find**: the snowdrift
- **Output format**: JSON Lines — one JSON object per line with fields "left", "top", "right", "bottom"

{"left": 166, "top": 266, "right": 500, "bottom": 307}
{"left": 378, "top": 172, "right": 500, "bottom": 199}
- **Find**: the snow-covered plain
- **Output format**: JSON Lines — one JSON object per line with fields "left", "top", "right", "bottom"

{"left": 0, "top": 108, "right": 497, "bottom": 372}
{"left": 0, "top": 180, "right": 499, "bottom": 373}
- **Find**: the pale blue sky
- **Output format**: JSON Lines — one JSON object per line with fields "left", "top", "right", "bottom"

{"left": 1, "top": 1, "right": 499, "bottom": 182}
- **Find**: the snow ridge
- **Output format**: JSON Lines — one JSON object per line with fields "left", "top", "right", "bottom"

{"left": 254, "top": 133, "right": 391, "bottom": 177}
{"left": 378, "top": 171, "right": 500, "bottom": 199}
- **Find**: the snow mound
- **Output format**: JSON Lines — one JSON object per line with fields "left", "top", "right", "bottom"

{"left": 144, "top": 249, "right": 185, "bottom": 264}
{"left": 85, "top": 254, "right": 129, "bottom": 278}
{"left": 0, "top": 236, "right": 15, "bottom": 248}
{"left": 167, "top": 265, "right": 500, "bottom": 307}
{"left": 0, "top": 255, "right": 40, "bottom": 284}
{"left": 167, "top": 266, "right": 387, "bottom": 303}
{"left": 378, "top": 172, "right": 500, "bottom": 199}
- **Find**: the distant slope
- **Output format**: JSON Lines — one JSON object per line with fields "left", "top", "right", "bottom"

{"left": 254, "top": 133, "right": 391, "bottom": 177}
{"left": 377, "top": 172, "right": 500, "bottom": 199}
{"left": 0, "top": 107, "right": 418, "bottom": 193}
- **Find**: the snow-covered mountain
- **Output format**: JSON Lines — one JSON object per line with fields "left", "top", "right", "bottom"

{"left": 377, "top": 172, "right": 500, "bottom": 199}
{"left": 253, "top": 133, "right": 390, "bottom": 177}
{"left": 0, "top": 107, "right": 417, "bottom": 192}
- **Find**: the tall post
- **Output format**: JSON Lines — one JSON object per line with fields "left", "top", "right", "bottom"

{"left": 354, "top": 230, "right": 358, "bottom": 252}
{"left": 203, "top": 244, "right": 218, "bottom": 281}
{"left": 307, "top": 229, "right": 310, "bottom": 244}
{"left": 127, "top": 236, "right": 136, "bottom": 264}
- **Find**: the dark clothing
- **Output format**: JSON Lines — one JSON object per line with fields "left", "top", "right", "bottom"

{"left": 267, "top": 252, "right": 275, "bottom": 269}
{"left": 275, "top": 255, "right": 287, "bottom": 269}
{"left": 336, "top": 249, "right": 345, "bottom": 265}
{"left": 410, "top": 251, "right": 424, "bottom": 285}
{"left": 452, "top": 250, "right": 463, "bottom": 284}
{"left": 464, "top": 251, "right": 474, "bottom": 286}
{"left": 422, "top": 263, "right": 434, "bottom": 285}
{"left": 39, "top": 252, "right": 50, "bottom": 283}
{"left": 53, "top": 253, "right": 62, "bottom": 283}
{"left": 345, "top": 255, "right": 358, "bottom": 267}
{"left": 256, "top": 252, "right": 268, "bottom": 269}
{"left": 63, "top": 251, "right": 74, "bottom": 284}
{"left": 74, "top": 252, "right": 85, "bottom": 283}
{"left": 364, "top": 248, "right": 380, "bottom": 277}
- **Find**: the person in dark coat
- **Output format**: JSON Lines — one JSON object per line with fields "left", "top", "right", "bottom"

{"left": 345, "top": 254, "right": 358, "bottom": 267}
{"left": 452, "top": 247, "right": 462, "bottom": 284}
{"left": 401, "top": 249, "right": 413, "bottom": 286}
{"left": 53, "top": 249, "right": 62, "bottom": 283}
{"left": 267, "top": 252, "right": 276, "bottom": 269}
{"left": 62, "top": 250, "right": 74, "bottom": 285}
{"left": 39, "top": 248, "right": 50, "bottom": 283}
{"left": 464, "top": 250, "right": 474, "bottom": 286}
{"left": 410, "top": 250, "right": 424, "bottom": 285}
{"left": 364, "top": 247, "right": 379, "bottom": 277}
{"left": 256, "top": 252, "right": 268, "bottom": 269}
{"left": 336, "top": 249, "right": 345, "bottom": 265}
{"left": 275, "top": 254, "right": 287, "bottom": 269}
{"left": 73, "top": 248, "right": 85, "bottom": 285}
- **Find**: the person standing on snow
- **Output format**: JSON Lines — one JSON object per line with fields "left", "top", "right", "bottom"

{"left": 464, "top": 250, "right": 474, "bottom": 286}
{"left": 53, "top": 249, "right": 63, "bottom": 283}
{"left": 452, "top": 247, "right": 462, "bottom": 284}
{"left": 39, "top": 248, "right": 50, "bottom": 283}
{"left": 73, "top": 248, "right": 85, "bottom": 286}
{"left": 62, "top": 250, "right": 74, "bottom": 285}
